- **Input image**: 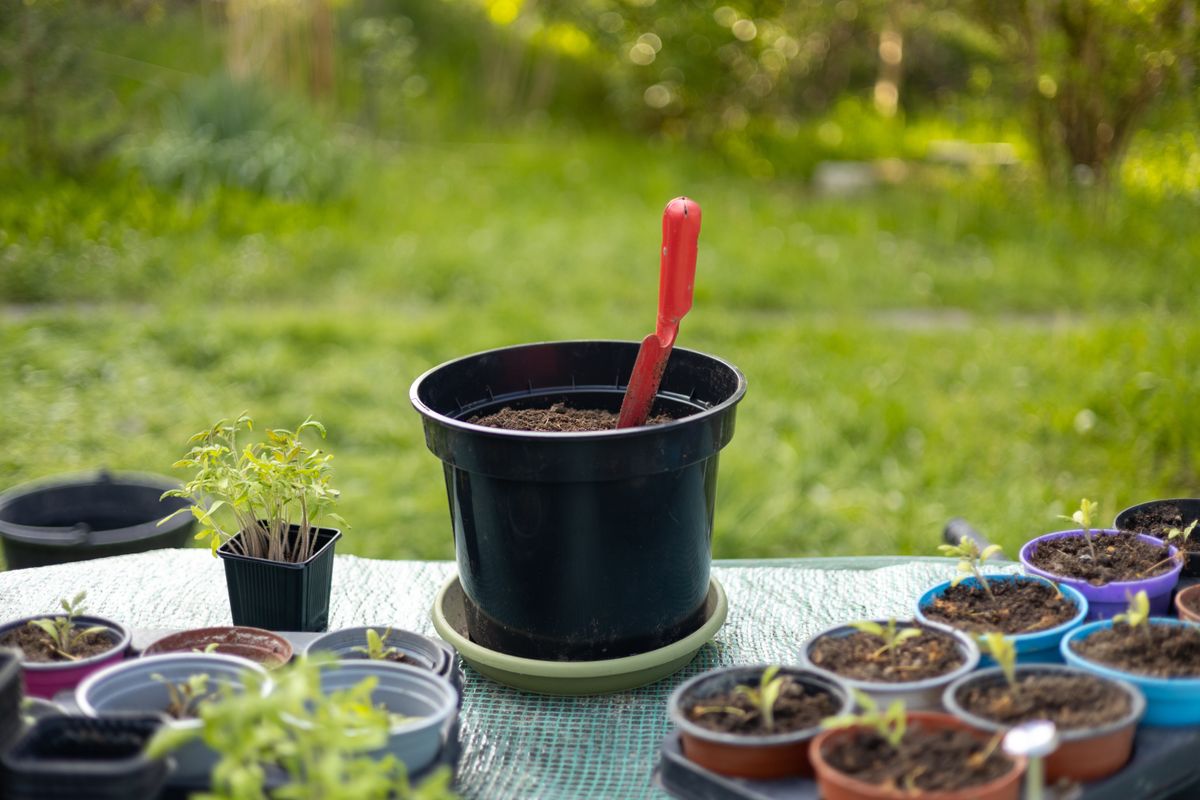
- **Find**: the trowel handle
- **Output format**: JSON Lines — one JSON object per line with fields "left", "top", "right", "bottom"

{"left": 656, "top": 197, "right": 701, "bottom": 345}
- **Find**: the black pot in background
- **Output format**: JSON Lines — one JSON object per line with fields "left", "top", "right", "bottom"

{"left": 0, "top": 471, "right": 194, "bottom": 570}
{"left": 0, "top": 715, "right": 170, "bottom": 800}
{"left": 411, "top": 340, "right": 746, "bottom": 661}
{"left": 1115, "top": 498, "right": 1200, "bottom": 577}
{"left": 218, "top": 524, "right": 341, "bottom": 632}
{"left": 0, "top": 648, "right": 20, "bottom": 752}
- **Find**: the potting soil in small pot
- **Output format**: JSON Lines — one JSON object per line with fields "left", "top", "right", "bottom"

{"left": 812, "top": 713, "right": 1019, "bottom": 798}
{"left": 807, "top": 625, "right": 964, "bottom": 683}
{"left": 685, "top": 676, "right": 840, "bottom": 738}
{"left": 0, "top": 613, "right": 129, "bottom": 700}
{"left": 1070, "top": 622, "right": 1200, "bottom": 678}
{"left": 1025, "top": 531, "right": 1173, "bottom": 585}
{"left": 410, "top": 340, "right": 745, "bottom": 662}
{"left": 0, "top": 627, "right": 114, "bottom": 664}
{"left": 920, "top": 578, "right": 1076, "bottom": 634}
{"left": 955, "top": 672, "right": 1130, "bottom": 727}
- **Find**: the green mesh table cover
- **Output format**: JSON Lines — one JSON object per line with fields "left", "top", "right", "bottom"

{"left": 0, "top": 552, "right": 1016, "bottom": 799}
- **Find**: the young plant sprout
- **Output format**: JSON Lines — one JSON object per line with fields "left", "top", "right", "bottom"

{"left": 160, "top": 414, "right": 344, "bottom": 564}
{"left": 822, "top": 689, "right": 906, "bottom": 748}
{"left": 978, "top": 633, "right": 1018, "bottom": 692}
{"left": 1112, "top": 590, "right": 1152, "bottom": 643}
{"left": 1058, "top": 498, "right": 1099, "bottom": 560}
{"left": 1137, "top": 520, "right": 1194, "bottom": 576}
{"left": 26, "top": 591, "right": 108, "bottom": 661}
{"left": 152, "top": 673, "right": 211, "bottom": 720}
{"left": 352, "top": 628, "right": 403, "bottom": 662}
{"left": 937, "top": 536, "right": 1005, "bottom": 601}
{"left": 690, "top": 665, "right": 788, "bottom": 732}
{"left": 849, "top": 618, "right": 922, "bottom": 660}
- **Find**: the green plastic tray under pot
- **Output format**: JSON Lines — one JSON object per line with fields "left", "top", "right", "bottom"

{"left": 431, "top": 573, "right": 727, "bottom": 695}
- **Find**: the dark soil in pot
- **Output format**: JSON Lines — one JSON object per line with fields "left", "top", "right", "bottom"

{"left": 685, "top": 675, "right": 840, "bottom": 735}
{"left": 1027, "top": 532, "right": 1174, "bottom": 584}
{"left": 1120, "top": 502, "right": 1200, "bottom": 558}
{"left": 956, "top": 673, "right": 1130, "bottom": 728}
{"left": 809, "top": 625, "right": 965, "bottom": 682}
{"left": 470, "top": 402, "right": 673, "bottom": 432}
{"left": 824, "top": 728, "right": 1013, "bottom": 792}
{"left": 0, "top": 625, "right": 114, "bottom": 662}
{"left": 1071, "top": 623, "right": 1200, "bottom": 677}
{"left": 922, "top": 580, "right": 1075, "bottom": 634}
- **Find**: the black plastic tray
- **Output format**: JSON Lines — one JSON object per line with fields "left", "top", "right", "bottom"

{"left": 655, "top": 727, "right": 1200, "bottom": 800}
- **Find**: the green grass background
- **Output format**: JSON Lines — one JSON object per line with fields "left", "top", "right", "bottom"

{"left": 3, "top": 133, "right": 1199, "bottom": 567}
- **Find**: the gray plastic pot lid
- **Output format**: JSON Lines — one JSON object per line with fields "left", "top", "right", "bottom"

{"left": 431, "top": 573, "right": 726, "bottom": 696}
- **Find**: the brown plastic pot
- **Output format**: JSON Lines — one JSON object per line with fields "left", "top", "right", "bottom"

{"left": 668, "top": 665, "right": 852, "bottom": 779}
{"left": 1175, "top": 584, "right": 1200, "bottom": 622}
{"left": 141, "top": 626, "right": 292, "bottom": 668}
{"left": 943, "top": 664, "right": 1143, "bottom": 782}
{"left": 809, "top": 712, "right": 1026, "bottom": 800}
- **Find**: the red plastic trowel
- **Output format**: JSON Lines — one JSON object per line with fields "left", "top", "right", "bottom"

{"left": 616, "top": 197, "right": 702, "bottom": 429}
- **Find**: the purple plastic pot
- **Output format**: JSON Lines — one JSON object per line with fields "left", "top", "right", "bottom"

{"left": 0, "top": 615, "right": 130, "bottom": 700}
{"left": 1019, "top": 529, "right": 1181, "bottom": 621}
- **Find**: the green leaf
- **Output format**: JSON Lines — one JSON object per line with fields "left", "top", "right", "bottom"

{"left": 848, "top": 620, "right": 884, "bottom": 638}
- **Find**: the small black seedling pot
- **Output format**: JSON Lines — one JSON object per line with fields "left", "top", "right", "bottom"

{"left": 218, "top": 524, "right": 341, "bottom": 632}
{"left": 0, "top": 647, "right": 21, "bottom": 752}
{"left": 0, "top": 715, "right": 170, "bottom": 800}
{"left": 1115, "top": 498, "right": 1200, "bottom": 577}
{"left": 411, "top": 340, "right": 746, "bottom": 660}
{"left": 0, "top": 471, "right": 194, "bottom": 569}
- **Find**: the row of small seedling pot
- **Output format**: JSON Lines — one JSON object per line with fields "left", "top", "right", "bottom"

{"left": 0, "top": 597, "right": 459, "bottom": 799}
{"left": 669, "top": 498, "right": 1200, "bottom": 800}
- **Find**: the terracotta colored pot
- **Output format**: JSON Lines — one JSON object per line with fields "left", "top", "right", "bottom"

{"left": 943, "top": 664, "right": 1143, "bottom": 782}
{"left": 668, "top": 665, "right": 852, "bottom": 779}
{"left": 1175, "top": 584, "right": 1200, "bottom": 622}
{"left": 142, "top": 626, "right": 292, "bottom": 668}
{"left": 809, "top": 711, "right": 1026, "bottom": 800}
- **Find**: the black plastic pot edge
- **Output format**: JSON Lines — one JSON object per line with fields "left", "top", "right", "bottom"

{"left": 217, "top": 525, "right": 341, "bottom": 633}
{"left": 1115, "top": 498, "right": 1200, "bottom": 578}
{"left": 0, "top": 470, "right": 195, "bottom": 570}
{"left": 0, "top": 647, "right": 21, "bottom": 752}
{"left": 0, "top": 715, "right": 171, "bottom": 800}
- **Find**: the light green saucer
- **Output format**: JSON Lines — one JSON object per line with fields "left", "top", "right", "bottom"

{"left": 431, "top": 574, "right": 727, "bottom": 695}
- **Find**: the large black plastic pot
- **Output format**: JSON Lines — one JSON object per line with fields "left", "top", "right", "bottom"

{"left": 0, "top": 471, "right": 194, "bottom": 570}
{"left": 217, "top": 524, "right": 341, "bottom": 632}
{"left": 0, "top": 715, "right": 170, "bottom": 799}
{"left": 410, "top": 340, "right": 746, "bottom": 660}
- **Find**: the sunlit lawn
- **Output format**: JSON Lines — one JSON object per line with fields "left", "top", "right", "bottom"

{"left": 2, "top": 134, "right": 1198, "bottom": 567}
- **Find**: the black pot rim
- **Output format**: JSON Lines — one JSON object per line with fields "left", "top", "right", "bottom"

{"left": 0, "top": 615, "right": 130, "bottom": 672}
{"left": 216, "top": 525, "right": 341, "bottom": 568}
{"left": 1114, "top": 498, "right": 1200, "bottom": 529}
{"left": 942, "top": 663, "right": 1145, "bottom": 741}
{"left": 409, "top": 339, "right": 747, "bottom": 440}
{"left": 668, "top": 664, "right": 853, "bottom": 747}
{"left": 0, "top": 470, "right": 190, "bottom": 548}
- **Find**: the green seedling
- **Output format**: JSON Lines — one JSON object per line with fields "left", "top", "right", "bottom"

{"left": 160, "top": 414, "right": 346, "bottom": 564}
{"left": 153, "top": 672, "right": 211, "bottom": 720}
{"left": 822, "top": 689, "right": 906, "bottom": 748}
{"left": 849, "top": 618, "right": 922, "bottom": 660}
{"left": 978, "top": 633, "right": 1019, "bottom": 692}
{"left": 147, "top": 656, "right": 455, "bottom": 800}
{"left": 26, "top": 591, "right": 108, "bottom": 661}
{"left": 352, "top": 628, "right": 404, "bottom": 662}
{"left": 1058, "top": 497, "right": 1099, "bottom": 560}
{"left": 193, "top": 642, "right": 221, "bottom": 654}
{"left": 937, "top": 535, "right": 1005, "bottom": 601}
{"left": 691, "top": 665, "right": 788, "bottom": 732}
{"left": 1113, "top": 590, "right": 1152, "bottom": 643}
{"left": 1136, "top": 519, "right": 1195, "bottom": 576}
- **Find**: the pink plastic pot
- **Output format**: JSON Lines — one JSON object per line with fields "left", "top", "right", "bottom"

{"left": 0, "top": 614, "right": 129, "bottom": 699}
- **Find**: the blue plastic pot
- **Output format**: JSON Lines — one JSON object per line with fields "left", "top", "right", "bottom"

{"left": 1061, "top": 618, "right": 1200, "bottom": 727}
{"left": 916, "top": 576, "right": 1088, "bottom": 665}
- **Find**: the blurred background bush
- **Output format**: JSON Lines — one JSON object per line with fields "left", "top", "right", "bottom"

{"left": 0, "top": 0, "right": 1197, "bottom": 566}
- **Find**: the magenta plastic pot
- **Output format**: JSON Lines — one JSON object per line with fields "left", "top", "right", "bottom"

{"left": 0, "top": 615, "right": 130, "bottom": 700}
{"left": 1019, "top": 529, "right": 1180, "bottom": 621}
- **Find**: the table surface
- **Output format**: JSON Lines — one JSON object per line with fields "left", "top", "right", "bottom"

{"left": 0, "top": 551, "right": 984, "bottom": 799}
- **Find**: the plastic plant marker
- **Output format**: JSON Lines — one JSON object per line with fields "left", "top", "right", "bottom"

{"left": 616, "top": 197, "right": 702, "bottom": 429}
{"left": 1003, "top": 720, "right": 1059, "bottom": 800}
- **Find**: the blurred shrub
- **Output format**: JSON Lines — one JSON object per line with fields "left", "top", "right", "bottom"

{"left": 129, "top": 73, "right": 349, "bottom": 201}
